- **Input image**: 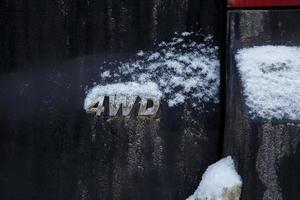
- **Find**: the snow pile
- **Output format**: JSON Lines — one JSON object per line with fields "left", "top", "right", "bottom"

{"left": 236, "top": 45, "right": 300, "bottom": 120}
{"left": 83, "top": 82, "right": 162, "bottom": 110}
{"left": 187, "top": 156, "right": 242, "bottom": 200}
{"left": 92, "top": 32, "right": 219, "bottom": 108}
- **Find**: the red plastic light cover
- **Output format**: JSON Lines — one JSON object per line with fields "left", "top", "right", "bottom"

{"left": 228, "top": 0, "right": 300, "bottom": 8}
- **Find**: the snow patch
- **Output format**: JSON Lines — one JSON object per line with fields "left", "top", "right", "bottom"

{"left": 100, "top": 70, "right": 110, "bottom": 79}
{"left": 91, "top": 32, "right": 220, "bottom": 109}
{"left": 236, "top": 45, "right": 300, "bottom": 120}
{"left": 181, "top": 32, "right": 193, "bottom": 36}
{"left": 187, "top": 156, "right": 242, "bottom": 200}
{"left": 137, "top": 50, "right": 145, "bottom": 56}
{"left": 84, "top": 82, "right": 162, "bottom": 110}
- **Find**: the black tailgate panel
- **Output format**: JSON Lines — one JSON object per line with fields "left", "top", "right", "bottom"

{"left": 225, "top": 9, "right": 300, "bottom": 200}
{"left": 0, "top": 1, "right": 223, "bottom": 200}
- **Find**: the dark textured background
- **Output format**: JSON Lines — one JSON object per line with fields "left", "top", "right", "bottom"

{"left": 0, "top": 0, "right": 223, "bottom": 73}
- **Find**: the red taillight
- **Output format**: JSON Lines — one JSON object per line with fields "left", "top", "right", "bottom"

{"left": 228, "top": 0, "right": 300, "bottom": 8}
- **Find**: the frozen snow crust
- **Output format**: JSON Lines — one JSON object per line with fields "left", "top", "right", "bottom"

{"left": 84, "top": 32, "right": 220, "bottom": 110}
{"left": 236, "top": 45, "right": 300, "bottom": 120}
{"left": 186, "top": 156, "right": 242, "bottom": 200}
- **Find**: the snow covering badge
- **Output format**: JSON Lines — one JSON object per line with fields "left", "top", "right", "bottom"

{"left": 236, "top": 45, "right": 300, "bottom": 120}
{"left": 84, "top": 82, "right": 161, "bottom": 117}
{"left": 83, "top": 32, "right": 220, "bottom": 115}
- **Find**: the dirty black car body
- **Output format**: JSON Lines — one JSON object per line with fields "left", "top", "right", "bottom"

{"left": 1, "top": 0, "right": 300, "bottom": 200}
{"left": 0, "top": 1, "right": 223, "bottom": 200}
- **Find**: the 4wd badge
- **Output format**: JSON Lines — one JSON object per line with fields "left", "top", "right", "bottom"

{"left": 86, "top": 96, "right": 160, "bottom": 117}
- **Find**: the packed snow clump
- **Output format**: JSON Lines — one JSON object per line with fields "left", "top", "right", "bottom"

{"left": 84, "top": 82, "right": 162, "bottom": 110}
{"left": 187, "top": 156, "right": 242, "bottom": 200}
{"left": 236, "top": 45, "right": 300, "bottom": 120}
{"left": 85, "top": 32, "right": 220, "bottom": 109}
